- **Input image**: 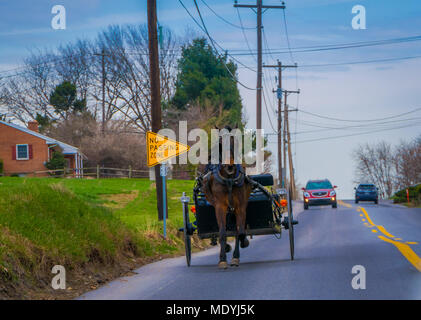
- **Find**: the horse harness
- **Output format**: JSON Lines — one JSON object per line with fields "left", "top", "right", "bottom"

{"left": 196, "top": 164, "right": 246, "bottom": 212}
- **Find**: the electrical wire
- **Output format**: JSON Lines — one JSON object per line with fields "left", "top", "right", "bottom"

{"left": 236, "top": 5, "right": 257, "bottom": 63}
{"left": 298, "top": 107, "right": 421, "bottom": 123}
{"left": 229, "top": 34, "right": 421, "bottom": 56}
{"left": 181, "top": 0, "right": 257, "bottom": 91}
{"left": 292, "top": 122, "right": 421, "bottom": 144}
{"left": 200, "top": 0, "right": 255, "bottom": 30}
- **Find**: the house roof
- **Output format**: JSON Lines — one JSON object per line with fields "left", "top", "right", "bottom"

{"left": 0, "top": 120, "right": 84, "bottom": 157}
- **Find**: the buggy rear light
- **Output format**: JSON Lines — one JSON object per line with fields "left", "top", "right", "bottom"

{"left": 280, "top": 199, "right": 288, "bottom": 207}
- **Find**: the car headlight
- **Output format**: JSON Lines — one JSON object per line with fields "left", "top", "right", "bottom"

{"left": 304, "top": 192, "right": 310, "bottom": 197}
{"left": 330, "top": 191, "right": 336, "bottom": 197}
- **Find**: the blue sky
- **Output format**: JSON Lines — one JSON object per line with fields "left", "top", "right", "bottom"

{"left": 1, "top": 0, "right": 421, "bottom": 197}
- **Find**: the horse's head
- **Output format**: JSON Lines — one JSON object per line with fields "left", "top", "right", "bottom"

{"left": 217, "top": 125, "right": 238, "bottom": 177}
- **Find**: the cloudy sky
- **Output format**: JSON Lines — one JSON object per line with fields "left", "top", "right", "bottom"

{"left": 1, "top": 0, "right": 421, "bottom": 198}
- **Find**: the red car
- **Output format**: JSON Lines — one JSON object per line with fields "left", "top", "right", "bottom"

{"left": 302, "top": 179, "right": 337, "bottom": 210}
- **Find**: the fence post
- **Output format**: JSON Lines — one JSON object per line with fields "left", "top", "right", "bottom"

{"left": 129, "top": 165, "right": 132, "bottom": 179}
{"left": 63, "top": 167, "right": 66, "bottom": 178}
{"left": 97, "top": 165, "right": 100, "bottom": 179}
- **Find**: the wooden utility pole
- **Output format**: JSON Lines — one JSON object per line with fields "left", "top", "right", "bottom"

{"left": 264, "top": 61, "right": 297, "bottom": 187}
{"left": 94, "top": 49, "right": 108, "bottom": 134}
{"left": 234, "top": 1, "right": 285, "bottom": 131}
{"left": 148, "top": 0, "right": 164, "bottom": 220}
{"left": 283, "top": 89, "right": 299, "bottom": 199}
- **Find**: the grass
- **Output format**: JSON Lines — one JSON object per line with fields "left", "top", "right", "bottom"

{"left": 0, "top": 177, "right": 198, "bottom": 299}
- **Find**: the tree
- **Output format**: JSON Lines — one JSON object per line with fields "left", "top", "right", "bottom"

{"left": 49, "top": 81, "right": 86, "bottom": 118}
{"left": 0, "top": 24, "right": 181, "bottom": 131}
{"left": 354, "top": 141, "right": 395, "bottom": 198}
{"left": 394, "top": 135, "right": 421, "bottom": 189}
{"left": 45, "top": 151, "right": 67, "bottom": 175}
{"left": 172, "top": 38, "right": 243, "bottom": 126}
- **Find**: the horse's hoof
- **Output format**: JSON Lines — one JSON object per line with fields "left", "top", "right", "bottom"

{"left": 230, "top": 258, "right": 239, "bottom": 267}
{"left": 218, "top": 261, "right": 228, "bottom": 269}
{"left": 225, "top": 244, "right": 232, "bottom": 253}
{"left": 240, "top": 237, "right": 249, "bottom": 248}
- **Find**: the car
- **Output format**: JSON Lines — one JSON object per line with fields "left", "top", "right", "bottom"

{"left": 355, "top": 184, "right": 378, "bottom": 204}
{"left": 302, "top": 179, "right": 337, "bottom": 210}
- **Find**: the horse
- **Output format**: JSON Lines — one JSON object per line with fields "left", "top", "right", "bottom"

{"left": 201, "top": 126, "right": 252, "bottom": 269}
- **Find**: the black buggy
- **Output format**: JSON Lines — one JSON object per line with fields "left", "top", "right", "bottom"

{"left": 179, "top": 173, "right": 297, "bottom": 266}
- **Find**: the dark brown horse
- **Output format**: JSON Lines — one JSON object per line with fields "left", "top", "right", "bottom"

{"left": 202, "top": 126, "right": 252, "bottom": 269}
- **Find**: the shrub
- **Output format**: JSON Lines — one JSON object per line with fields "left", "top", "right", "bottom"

{"left": 393, "top": 184, "right": 421, "bottom": 203}
{"left": 45, "top": 151, "right": 67, "bottom": 175}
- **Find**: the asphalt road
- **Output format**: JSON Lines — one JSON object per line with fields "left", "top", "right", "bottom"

{"left": 79, "top": 200, "right": 421, "bottom": 300}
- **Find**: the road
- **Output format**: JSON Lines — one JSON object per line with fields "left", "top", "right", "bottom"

{"left": 79, "top": 200, "right": 421, "bottom": 300}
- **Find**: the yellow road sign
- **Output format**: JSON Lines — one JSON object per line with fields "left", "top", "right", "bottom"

{"left": 146, "top": 131, "right": 190, "bottom": 167}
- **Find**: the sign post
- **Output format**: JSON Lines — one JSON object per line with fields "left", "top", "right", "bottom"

{"left": 146, "top": 131, "right": 190, "bottom": 238}
{"left": 160, "top": 162, "right": 167, "bottom": 238}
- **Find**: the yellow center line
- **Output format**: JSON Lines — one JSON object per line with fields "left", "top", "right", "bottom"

{"left": 337, "top": 200, "right": 352, "bottom": 208}
{"left": 378, "top": 236, "right": 421, "bottom": 272}
{"left": 359, "top": 206, "right": 421, "bottom": 272}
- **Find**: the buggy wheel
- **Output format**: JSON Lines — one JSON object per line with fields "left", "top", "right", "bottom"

{"left": 181, "top": 194, "right": 192, "bottom": 267}
{"left": 287, "top": 189, "right": 295, "bottom": 261}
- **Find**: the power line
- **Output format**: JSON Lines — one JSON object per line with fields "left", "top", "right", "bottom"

{"left": 236, "top": 5, "right": 257, "bottom": 63}
{"left": 229, "top": 34, "right": 421, "bottom": 56}
{"left": 264, "top": 114, "right": 421, "bottom": 136}
{"left": 298, "top": 107, "right": 421, "bottom": 123}
{"left": 200, "top": 0, "right": 255, "bottom": 30}
{"left": 299, "top": 54, "right": 421, "bottom": 68}
{"left": 180, "top": 0, "right": 257, "bottom": 91}
{"left": 292, "top": 122, "right": 421, "bottom": 144}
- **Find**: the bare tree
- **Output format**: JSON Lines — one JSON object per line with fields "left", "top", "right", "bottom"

{"left": 1, "top": 51, "right": 59, "bottom": 122}
{"left": 0, "top": 23, "right": 181, "bottom": 129}
{"left": 93, "top": 24, "right": 180, "bottom": 133}
{"left": 394, "top": 135, "right": 421, "bottom": 189}
{"left": 354, "top": 141, "right": 395, "bottom": 198}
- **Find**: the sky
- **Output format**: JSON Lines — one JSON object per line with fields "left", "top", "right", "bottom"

{"left": 1, "top": 0, "right": 421, "bottom": 198}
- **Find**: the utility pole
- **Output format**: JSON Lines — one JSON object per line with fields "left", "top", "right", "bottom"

{"left": 264, "top": 60, "right": 297, "bottom": 187}
{"left": 234, "top": 1, "right": 285, "bottom": 131}
{"left": 94, "top": 49, "right": 108, "bottom": 134}
{"left": 283, "top": 89, "right": 299, "bottom": 199}
{"left": 148, "top": 0, "right": 165, "bottom": 221}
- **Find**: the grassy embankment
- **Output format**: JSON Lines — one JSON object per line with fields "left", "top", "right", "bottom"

{"left": 0, "top": 177, "right": 200, "bottom": 299}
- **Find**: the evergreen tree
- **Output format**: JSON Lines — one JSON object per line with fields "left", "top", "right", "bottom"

{"left": 49, "top": 81, "right": 86, "bottom": 117}
{"left": 172, "top": 38, "right": 243, "bottom": 126}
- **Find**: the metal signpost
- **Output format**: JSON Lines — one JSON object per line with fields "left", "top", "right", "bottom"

{"left": 160, "top": 162, "right": 167, "bottom": 238}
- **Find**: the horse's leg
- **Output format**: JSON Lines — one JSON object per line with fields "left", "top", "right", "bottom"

{"left": 231, "top": 235, "right": 240, "bottom": 267}
{"left": 215, "top": 204, "right": 228, "bottom": 269}
{"left": 237, "top": 200, "right": 249, "bottom": 249}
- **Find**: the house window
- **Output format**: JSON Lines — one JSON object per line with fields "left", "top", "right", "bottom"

{"left": 16, "top": 144, "right": 29, "bottom": 160}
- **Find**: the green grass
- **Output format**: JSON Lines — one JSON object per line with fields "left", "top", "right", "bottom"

{"left": 0, "top": 177, "right": 196, "bottom": 293}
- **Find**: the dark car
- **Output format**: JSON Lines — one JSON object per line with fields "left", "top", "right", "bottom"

{"left": 355, "top": 184, "right": 378, "bottom": 204}
{"left": 302, "top": 179, "right": 337, "bottom": 210}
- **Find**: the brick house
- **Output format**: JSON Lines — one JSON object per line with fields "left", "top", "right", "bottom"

{"left": 0, "top": 120, "right": 85, "bottom": 177}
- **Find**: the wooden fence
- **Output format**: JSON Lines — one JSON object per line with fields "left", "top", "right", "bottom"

{"left": 5, "top": 165, "right": 196, "bottom": 180}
